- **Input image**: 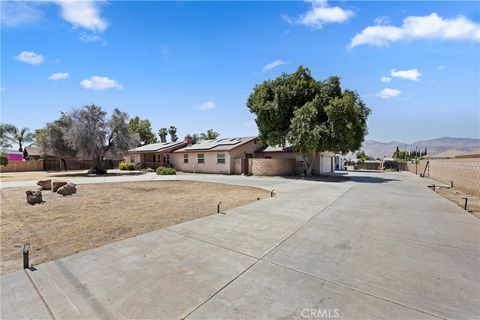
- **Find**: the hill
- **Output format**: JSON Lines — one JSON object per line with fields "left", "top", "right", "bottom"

{"left": 360, "top": 137, "right": 480, "bottom": 159}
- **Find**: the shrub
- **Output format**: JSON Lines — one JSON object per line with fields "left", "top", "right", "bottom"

{"left": 88, "top": 167, "right": 107, "bottom": 174}
{"left": 119, "top": 161, "right": 135, "bottom": 170}
{"left": 143, "top": 167, "right": 154, "bottom": 173}
{"left": 156, "top": 166, "right": 176, "bottom": 175}
{"left": 0, "top": 153, "right": 8, "bottom": 166}
{"left": 119, "top": 161, "right": 127, "bottom": 170}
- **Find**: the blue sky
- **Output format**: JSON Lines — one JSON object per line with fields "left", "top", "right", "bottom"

{"left": 1, "top": 0, "right": 479, "bottom": 144}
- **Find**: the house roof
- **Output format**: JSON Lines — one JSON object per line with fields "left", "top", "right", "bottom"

{"left": 25, "top": 144, "right": 42, "bottom": 156}
{"left": 256, "top": 145, "right": 294, "bottom": 153}
{"left": 128, "top": 141, "right": 186, "bottom": 153}
{"left": 175, "top": 136, "right": 257, "bottom": 152}
{"left": 428, "top": 149, "right": 467, "bottom": 159}
{"left": 455, "top": 150, "right": 480, "bottom": 159}
{"left": 0, "top": 148, "right": 22, "bottom": 155}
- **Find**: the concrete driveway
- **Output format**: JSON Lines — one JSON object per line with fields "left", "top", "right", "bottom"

{"left": 1, "top": 171, "right": 479, "bottom": 319}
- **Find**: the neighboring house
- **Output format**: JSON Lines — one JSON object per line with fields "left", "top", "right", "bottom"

{"left": 24, "top": 144, "right": 43, "bottom": 160}
{"left": 0, "top": 149, "right": 23, "bottom": 162}
{"left": 125, "top": 138, "right": 190, "bottom": 169}
{"left": 255, "top": 145, "right": 335, "bottom": 174}
{"left": 171, "top": 136, "right": 261, "bottom": 174}
{"left": 428, "top": 149, "right": 474, "bottom": 159}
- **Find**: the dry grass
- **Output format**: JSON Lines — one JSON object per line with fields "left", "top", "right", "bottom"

{"left": 0, "top": 170, "right": 88, "bottom": 182}
{"left": 435, "top": 187, "right": 480, "bottom": 218}
{"left": 0, "top": 181, "right": 269, "bottom": 274}
{"left": 0, "top": 170, "right": 142, "bottom": 182}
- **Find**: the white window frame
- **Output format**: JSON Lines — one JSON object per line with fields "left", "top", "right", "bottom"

{"left": 183, "top": 153, "right": 188, "bottom": 163}
{"left": 217, "top": 153, "right": 226, "bottom": 164}
{"left": 197, "top": 154, "right": 205, "bottom": 164}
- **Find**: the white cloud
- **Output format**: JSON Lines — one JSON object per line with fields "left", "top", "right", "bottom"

{"left": 263, "top": 60, "right": 286, "bottom": 72}
{"left": 1, "top": 1, "right": 43, "bottom": 26}
{"left": 283, "top": 0, "right": 353, "bottom": 28}
{"left": 80, "top": 76, "right": 122, "bottom": 90}
{"left": 49, "top": 72, "right": 70, "bottom": 80}
{"left": 377, "top": 88, "right": 402, "bottom": 99}
{"left": 437, "top": 64, "right": 446, "bottom": 70}
{"left": 2, "top": 1, "right": 108, "bottom": 33}
{"left": 52, "top": 0, "right": 108, "bottom": 32}
{"left": 374, "top": 16, "right": 391, "bottom": 25}
{"left": 80, "top": 32, "right": 103, "bottom": 43}
{"left": 350, "top": 13, "right": 480, "bottom": 48}
{"left": 197, "top": 101, "right": 216, "bottom": 110}
{"left": 391, "top": 68, "right": 421, "bottom": 81}
{"left": 380, "top": 76, "right": 392, "bottom": 82}
{"left": 14, "top": 51, "right": 44, "bottom": 65}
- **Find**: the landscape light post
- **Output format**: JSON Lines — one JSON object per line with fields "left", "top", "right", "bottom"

{"left": 23, "top": 243, "right": 30, "bottom": 269}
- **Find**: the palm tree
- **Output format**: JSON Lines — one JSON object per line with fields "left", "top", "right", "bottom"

{"left": 200, "top": 129, "right": 220, "bottom": 140}
{"left": 158, "top": 128, "right": 168, "bottom": 143}
{"left": 0, "top": 123, "right": 35, "bottom": 152}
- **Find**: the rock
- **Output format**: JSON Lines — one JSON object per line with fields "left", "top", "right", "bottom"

{"left": 26, "top": 190, "right": 43, "bottom": 205}
{"left": 51, "top": 180, "right": 68, "bottom": 192}
{"left": 37, "top": 179, "right": 52, "bottom": 190}
{"left": 57, "top": 183, "right": 77, "bottom": 196}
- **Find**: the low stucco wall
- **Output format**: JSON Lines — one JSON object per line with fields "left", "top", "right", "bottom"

{"left": 248, "top": 158, "right": 295, "bottom": 176}
{"left": 406, "top": 158, "right": 480, "bottom": 196}
{"left": 0, "top": 160, "right": 43, "bottom": 172}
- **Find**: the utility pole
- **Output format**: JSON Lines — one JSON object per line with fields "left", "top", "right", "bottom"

{"left": 415, "top": 146, "right": 418, "bottom": 175}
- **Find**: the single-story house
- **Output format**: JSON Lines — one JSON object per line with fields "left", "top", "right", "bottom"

{"left": 125, "top": 135, "right": 335, "bottom": 176}
{"left": 0, "top": 149, "right": 23, "bottom": 162}
{"left": 125, "top": 139, "right": 189, "bottom": 169}
{"left": 24, "top": 144, "right": 43, "bottom": 160}
{"left": 171, "top": 136, "right": 261, "bottom": 175}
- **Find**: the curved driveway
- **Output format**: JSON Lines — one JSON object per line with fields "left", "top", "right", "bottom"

{"left": 1, "top": 171, "right": 479, "bottom": 319}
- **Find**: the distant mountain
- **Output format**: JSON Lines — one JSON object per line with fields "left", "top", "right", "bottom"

{"left": 360, "top": 137, "right": 480, "bottom": 159}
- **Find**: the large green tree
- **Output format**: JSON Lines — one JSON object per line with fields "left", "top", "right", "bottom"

{"left": 39, "top": 104, "right": 139, "bottom": 174}
{"left": 36, "top": 116, "right": 77, "bottom": 171}
{"left": 247, "top": 66, "right": 371, "bottom": 175}
{"left": 0, "top": 123, "right": 35, "bottom": 152}
{"left": 128, "top": 116, "right": 158, "bottom": 146}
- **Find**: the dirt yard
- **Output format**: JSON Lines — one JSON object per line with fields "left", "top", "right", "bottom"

{"left": 435, "top": 187, "right": 480, "bottom": 218}
{"left": 0, "top": 181, "right": 269, "bottom": 274}
{"left": 0, "top": 170, "right": 142, "bottom": 182}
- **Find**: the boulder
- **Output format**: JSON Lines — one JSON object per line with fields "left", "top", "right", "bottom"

{"left": 57, "top": 183, "right": 77, "bottom": 196}
{"left": 37, "top": 179, "right": 52, "bottom": 190}
{"left": 51, "top": 180, "right": 68, "bottom": 192}
{"left": 26, "top": 190, "right": 43, "bottom": 205}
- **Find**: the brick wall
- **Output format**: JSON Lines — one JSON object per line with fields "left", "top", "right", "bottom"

{"left": 0, "top": 160, "right": 44, "bottom": 172}
{"left": 248, "top": 158, "right": 295, "bottom": 176}
{"left": 406, "top": 158, "right": 480, "bottom": 196}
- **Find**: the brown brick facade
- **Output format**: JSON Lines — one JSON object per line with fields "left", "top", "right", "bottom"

{"left": 248, "top": 158, "right": 295, "bottom": 176}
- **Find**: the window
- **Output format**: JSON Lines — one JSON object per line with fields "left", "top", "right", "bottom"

{"left": 130, "top": 156, "right": 135, "bottom": 163}
{"left": 217, "top": 153, "right": 225, "bottom": 164}
{"left": 183, "top": 153, "right": 188, "bottom": 163}
{"left": 197, "top": 154, "right": 205, "bottom": 164}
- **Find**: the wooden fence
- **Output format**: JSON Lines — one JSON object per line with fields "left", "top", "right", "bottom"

{"left": 1, "top": 159, "right": 121, "bottom": 173}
